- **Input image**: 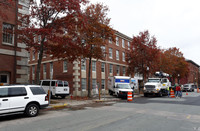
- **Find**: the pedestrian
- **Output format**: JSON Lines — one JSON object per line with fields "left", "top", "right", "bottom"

{"left": 167, "top": 86, "right": 170, "bottom": 97}
{"left": 176, "top": 84, "right": 181, "bottom": 98}
{"left": 174, "top": 84, "right": 177, "bottom": 97}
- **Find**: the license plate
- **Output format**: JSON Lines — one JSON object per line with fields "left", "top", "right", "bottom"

{"left": 163, "top": 84, "right": 166, "bottom": 86}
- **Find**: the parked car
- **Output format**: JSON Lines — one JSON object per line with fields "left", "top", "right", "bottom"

{"left": 40, "top": 80, "right": 70, "bottom": 98}
{"left": 183, "top": 83, "right": 196, "bottom": 92}
{"left": 0, "top": 85, "right": 49, "bottom": 117}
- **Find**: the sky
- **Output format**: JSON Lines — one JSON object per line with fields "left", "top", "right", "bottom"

{"left": 91, "top": 0, "right": 200, "bottom": 65}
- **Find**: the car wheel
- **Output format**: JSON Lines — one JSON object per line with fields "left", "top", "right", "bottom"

{"left": 61, "top": 95, "right": 66, "bottom": 99}
{"left": 25, "top": 104, "right": 39, "bottom": 117}
{"left": 144, "top": 93, "right": 148, "bottom": 97}
{"left": 158, "top": 92, "right": 162, "bottom": 97}
{"left": 109, "top": 90, "right": 113, "bottom": 95}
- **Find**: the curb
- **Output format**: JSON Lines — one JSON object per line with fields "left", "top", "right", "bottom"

{"left": 50, "top": 103, "right": 68, "bottom": 109}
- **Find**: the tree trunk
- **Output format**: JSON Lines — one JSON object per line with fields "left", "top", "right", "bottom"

{"left": 88, "top": 57, "right": 92, "bottom": 98}
{"left": 35, "top": 41, "right": 44, "bottom": 84}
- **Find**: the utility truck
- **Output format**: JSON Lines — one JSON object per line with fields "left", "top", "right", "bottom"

{"left": 108, "top": 76, "right": 134, "bottom": 98}
{"left": 143, "top": 72, "right": 171, "bottom": 97}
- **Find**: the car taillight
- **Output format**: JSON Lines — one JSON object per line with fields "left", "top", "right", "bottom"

{"left": 45, "top": 95, "right": 48, "bottom": 101}
{"left": 56, "top": 83, "right": 58, "bottom": 87}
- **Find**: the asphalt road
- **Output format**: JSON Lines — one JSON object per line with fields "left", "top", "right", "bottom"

{"left": 1, "top": 92, "right": 200, "bottom": 131}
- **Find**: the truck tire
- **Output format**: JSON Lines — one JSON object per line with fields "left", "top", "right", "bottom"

{"left": 109, "top": 90, "right": 113, "bottom": 95}
{"left": 144, "top": 93, "right": 148, "bottom": 97}
{"left": 157, "top": 91, "right": 163, "bottom": 97}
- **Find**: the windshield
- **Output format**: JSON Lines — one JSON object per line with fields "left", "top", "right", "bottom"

{"left": 116, "top": 84, "right": 131, "bottom": 89}
{"left": 184, "top": 85, "right": 189, "bottom": 87}
{"left": 147, "top": 79, "right": 160, "bottom": 83}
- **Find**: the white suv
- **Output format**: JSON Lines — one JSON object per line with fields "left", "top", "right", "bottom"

{"left": 0, "top": 85, "right": 49, "bottom": 117}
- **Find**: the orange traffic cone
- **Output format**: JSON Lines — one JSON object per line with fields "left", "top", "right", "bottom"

{"left": 197, "top": 88, "right": 199, "bottom": 93}
{"left": 127, "top": 92, "right": 133, "bottom": 102}
{"left": 186, "top": 91, "right": 188, "bottom": 95}
{"left": 170, "top": 89, "right": 175, "bottom": 98}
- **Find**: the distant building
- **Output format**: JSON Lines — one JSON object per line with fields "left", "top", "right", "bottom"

{"left": 180, "top": 59, "right": 200, "bottom": 85}
{"left": 0, "top": 0, "right": 29, "bottom": 85}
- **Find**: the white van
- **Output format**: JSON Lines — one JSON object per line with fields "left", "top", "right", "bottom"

{"left": 40, "top": 80, "right": 70, "bottom": 98}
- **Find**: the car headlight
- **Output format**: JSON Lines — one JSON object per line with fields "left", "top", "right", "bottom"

{"left": 144, "top": 87, "right": 146, "bottom": 90}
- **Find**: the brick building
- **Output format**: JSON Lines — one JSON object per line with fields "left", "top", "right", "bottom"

{"left": 180, "top": 59, "right": 200, "bottom": 86}
{"left": 28, "top": 31, "right": 143, "bottom": 96}
{"left": 0, "top": 0, "right": 29, "bottom": 85}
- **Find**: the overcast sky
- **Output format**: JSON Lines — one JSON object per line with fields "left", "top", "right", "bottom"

{"left": 91, "top": 0, "right": 200, "bottom": 65}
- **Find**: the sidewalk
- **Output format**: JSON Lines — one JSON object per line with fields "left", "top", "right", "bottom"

{"left": 48, "top": 94, "right": 143, "bottom": 109}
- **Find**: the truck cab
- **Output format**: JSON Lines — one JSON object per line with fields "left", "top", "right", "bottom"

{"left": 108, "top": 76, "right": 134, "bottom": 98}
{"left": 144, "top": 78, "right": 170, "bottom": 97}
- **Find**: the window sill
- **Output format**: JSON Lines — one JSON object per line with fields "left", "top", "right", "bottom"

{"left": 63, "top": 70, "right": 68, "bottom": 73}
{"left": 2, "top": 42, "right": 14, "bottom": 46}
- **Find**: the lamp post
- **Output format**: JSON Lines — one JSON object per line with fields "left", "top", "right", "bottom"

{"left": 178, "top": 74, "right": 180, "bottom": 84}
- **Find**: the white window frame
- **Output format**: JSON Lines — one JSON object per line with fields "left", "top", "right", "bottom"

{"left": 109, "top": 64, "right": 113, "bottom": 74}
{"left": 92, "top": 79, "right": 97, "bottom": 89}
{"left": 63, "top": 60, "right": 67, "bottom": 72}
{"left": 101, "top": 79, "right": 105, "bottom": 90}
{"left": 109, "top": 48, "right": 113, "bottom": 59}
{"left": 101, "top": 46, "right": 106, "bottom": 57}
{"left": 81, "top": 59, "right": 86, "bottom": 71}
{"left": 122, "top": 39, "right": 125, "bottom": 48}
{"left": 92, "top": 61, "right": 96, "bottom": 72}
{"left": 81, "top": 78, "right": 86, "bottom": 90}
{"left": 116, "top": 65, "right": 120, "bottom": 75}
{"left": 101, "top": 63, "right": 105, "bottom": 73}
{"left": 116, "top": 50, "right": 119, "bottom": 60}
{"left": 32, "top": 50, "right": 35, "bottom": 60}
{"left": 32, "top": 65, "right": 35, "bottom": 75}
{"left": 123, "top": 66, "right": 126, "bottom": 75}
{"left": 0, "top": 73, "right": 10, "bottom": 85}
{"left": 2, "top": 23, "right": 14, "bottom": 46}
{"left": 116, "top": 37, "right": 119, "bottom": 46}
{"left": 122, "top": 52, "right": 125, "bottom": 62}
{"left": 43, "top": 63, "right": 46, "bottom": 74}
{"left": 128, "top": 41, "right": 130, "bottom": 50}
{"left": 109, "top": 37, "right": 112, "bottom": 44}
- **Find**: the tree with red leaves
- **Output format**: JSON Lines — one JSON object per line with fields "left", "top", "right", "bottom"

{"left": 159, "top": 47, "right": 189, "bottom": 83}
{"left": 18, "top": 0, "right": 87, "bottom": 84}
{"left": 126, "top": 30, "right": 160, "bottom": 82}
{"left": 79, "top": 3, "right": 115, "bottom": 97}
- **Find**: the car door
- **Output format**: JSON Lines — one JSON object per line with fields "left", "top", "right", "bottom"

{"left": 0, "top": 87, "right": 10, "bottom": 114}
{"left": 8, "top": 87, "right": 29, "bottom": 113}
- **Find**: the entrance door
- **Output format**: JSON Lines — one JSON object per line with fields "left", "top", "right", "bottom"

{"left": 0, "top": 73, "right": 9, "bottom": 85}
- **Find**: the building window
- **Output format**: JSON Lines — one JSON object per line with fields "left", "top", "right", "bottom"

{"left": 28, "top": 52, "right": 30, "bottom": 61}
{"left": 92, "top": 61, "right": 96, "bottom": 71}
{"left": 109, "top": 64, "right": 113, "bottom": 74}
{"left": 32, "top": 65, "right": 35, "bottom": 75}
{"left": 43, "top": 64, "right": 46, "bottom": 74}
{"left": 101, "top": 79, "right": 105, "bottom": 89}
{"left": 109, "top": 37, "right": 112, "bottom": 43}
{"left": 123, "top": 66, "right": 126, "bottom": 75}
{"left": 128, "top": 42, "right": 130, "bottom": 50}
{"left": 50, "top": 62, "right": 53, "bottom": 79}
{"left": 37, "top": 52, "right": 40, "bottom": 60}
{"left": 32, "top": 50, "right": 35, "bottom": 60}
{"left": 122, "top": 39, "right": 125, "bottom": 48}
{"left": 101, "top": 46, "right": 106, "bottom": 57}
{"left": 81, "top": 59, "right": 86, "bottom": 71}
{"left": 92, "top": 79, "right": 96, "bottom": 89}
{"left": 116, "top": 37, "right": 119, "bottom": 46}
{"left": 63, "top": 61, "right": 67, "bottom": 72}
{"left": 81, "top": 78, "right": 86, "bottom": 90}
{"left": 109, "top": 48, "right": 112, "bottom": 59}
{"left": 116, "top": 65, "right": 120, "bottom": 75}
{"left": 116, "top": 50, "right": 119, "bottom": 60}
{"left": 122, "top": 52, "right": 125, "bottom": 62}
{"left": 2, "top": 23, "right": 14, "bottom": 45}
{"left": 101, "top": 63, "right": 105, "bottom": 72}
